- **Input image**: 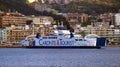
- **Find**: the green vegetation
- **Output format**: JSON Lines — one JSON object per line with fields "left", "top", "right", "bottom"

{"left": 50, "top": 0, "right": 120, "bottom": 14}
{"left": 0, "top": 0, "right": 40, "bottom": 15}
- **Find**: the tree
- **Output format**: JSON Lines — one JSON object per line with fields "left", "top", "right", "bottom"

{"left": 26, "top": 20, "right": 33, "bottom": 25}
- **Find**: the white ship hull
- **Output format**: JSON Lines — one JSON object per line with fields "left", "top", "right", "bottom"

{"left": 20, "top": 34, "right": 106, "bottom": 48}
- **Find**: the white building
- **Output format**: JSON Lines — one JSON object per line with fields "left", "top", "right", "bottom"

{"left": 114, "top": 13, "right": 120, "bottom": 26}
{"left": 0, "top": 29, "right": 7, "bottom": 43}
{"left": 32, "top": 16, "right": 54, "bottom": 26}
{"left": 27, "top": 16, "right": 54, "bottom": 26}
{"left": 94, "top": 22, "right": 110, "bottom": 28}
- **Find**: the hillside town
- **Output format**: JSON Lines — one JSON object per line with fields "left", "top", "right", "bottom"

{"left": 1, "top": 1, "right": 120, "bottom": 67}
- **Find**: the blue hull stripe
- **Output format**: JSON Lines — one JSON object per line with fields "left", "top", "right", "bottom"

{"left": 33, "top": 41, "right": 35, "bottom": 46}
{"left": 96, "top": 38, "right": 106, "bottom": 47}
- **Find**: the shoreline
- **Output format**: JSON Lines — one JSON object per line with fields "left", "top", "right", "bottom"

{"left": 0, "top": 45, "right": 25, "bottom": 48}
{"left": 0, "top": 44, "right": 120, "bottom": 48}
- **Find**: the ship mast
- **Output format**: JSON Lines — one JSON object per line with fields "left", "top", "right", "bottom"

{"left": 32, "top": 22, "right": 35, "bottom": 35}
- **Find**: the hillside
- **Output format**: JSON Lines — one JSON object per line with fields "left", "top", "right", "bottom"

{"left": 1, "top": 0, "right": 120, "bottom": 15}
{"left": 0, "top": 0, "right": 40, "bottom": 15}
{"left": 50, "top": 0, "right": 120, "bottom": 14}
{"left": 0, "top": 0, "right": 71, "bottom": 29}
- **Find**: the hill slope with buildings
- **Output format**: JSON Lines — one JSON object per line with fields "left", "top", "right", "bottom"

{"left": 0, "top": 0, "right": 72, "bottom": 29}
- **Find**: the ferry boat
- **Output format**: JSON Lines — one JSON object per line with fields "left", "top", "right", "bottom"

{"left": 20, "top": 32, "right": 106, "bottom": 48}
{"left": 20, "top": 23, "right": 106, "bottom": 48}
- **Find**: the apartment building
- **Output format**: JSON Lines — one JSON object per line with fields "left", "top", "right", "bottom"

{"left": 114, "top": 13, "right": 120, "bottom": 26}
{"left": 0, "top": 29, "right": 7, "bottom": 44}
{"left": 27, "top": 16, "right": 54, "bottom": 27}
{"left": 66, "top": 13, "right": 88, "bottom": 29}
{"left": 0, "top": 12, "right": 26, "bottom": 28}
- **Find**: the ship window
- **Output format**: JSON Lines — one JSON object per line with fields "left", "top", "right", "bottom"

{"left": 48, "top": 37, "right": 57, "bottom": 39}
{"left": 43, "top": 37, "right": 47, "bottom": 39}
{"left": 42, "top": 37, "right": 57, "bottom": 39}
{"left": 75, "top": 39, "right": 83, "bottom": 41}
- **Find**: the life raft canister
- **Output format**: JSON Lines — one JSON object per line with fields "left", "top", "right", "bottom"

{"left": 57, "top": 40, "right": 60, "bottom": 45}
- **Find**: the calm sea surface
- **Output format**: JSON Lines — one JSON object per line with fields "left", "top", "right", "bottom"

{"left": 0, "top": 47, "right": 120, "bottom": 67}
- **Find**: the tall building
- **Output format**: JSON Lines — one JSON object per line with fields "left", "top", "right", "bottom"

{"left": 0, "top": 12, "right": 26, "bottom": 28}
{"left": 66, "top": 13, "right": 88, "bottom": 29}
{"left": 114, "top": 13, "right": 120, "bottom": 26}
{"left": 0, "top": 29, "right": 7, "bottom": 43}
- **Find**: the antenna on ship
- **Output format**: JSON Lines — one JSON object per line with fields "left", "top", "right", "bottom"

{"left": 32, "top": 22, "right": 35, "bottom": 35}
{"left": 58, "top": 21, "right": 60, "bottom": 26}
{"left": 61, "top": 21, "right": 63, "bottom": 26}
{"left": 8, "top": 9, "right": 11, "bottom": 13}
{"left": 31, "top": 15, "right": 35, "bottom": 35}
